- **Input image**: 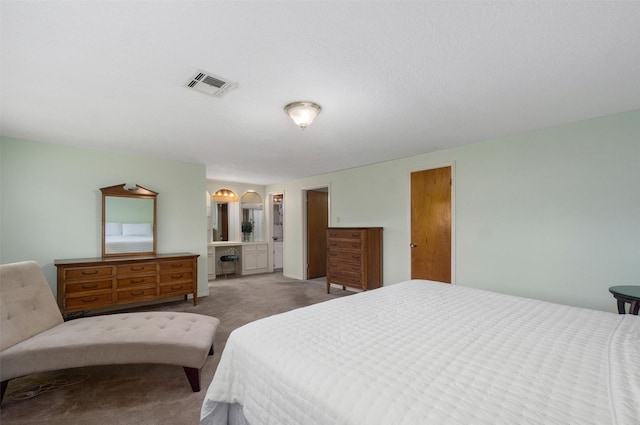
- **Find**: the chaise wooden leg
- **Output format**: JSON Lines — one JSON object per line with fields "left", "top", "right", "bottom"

{"left": 183, "top": 367, "right": 201, "bottom": 392}
{"left": 1, "top": 380, "right": 9, "bottom": 404}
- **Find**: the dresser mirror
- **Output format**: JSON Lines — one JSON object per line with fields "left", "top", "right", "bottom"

{"left": 241, "top": 191, "right": 264, "bottom": 242}
{"left": 101, "top": 184, "right": 157, "bottom": 257}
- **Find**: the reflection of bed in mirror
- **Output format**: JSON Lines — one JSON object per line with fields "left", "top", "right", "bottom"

{"left": 101, "top": 183, "right": 157, "bottom": 257}
{"left": 104, "top": 222, "right": 154, "bottom": 254}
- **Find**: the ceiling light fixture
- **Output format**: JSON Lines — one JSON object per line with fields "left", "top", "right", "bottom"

{"left": 212, "top": 189, "right": 238, "bottom": 202}
{"left": 285, "top": 101, "right": 322, "bottom": 130}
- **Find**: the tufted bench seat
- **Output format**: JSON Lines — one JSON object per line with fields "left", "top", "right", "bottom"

{"left": 0, "top": 261, "right": 220, "bottom": 403}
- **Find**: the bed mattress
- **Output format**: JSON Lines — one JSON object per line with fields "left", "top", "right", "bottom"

{"left": 201, "top": 280, "right": 640, "bottom": 425}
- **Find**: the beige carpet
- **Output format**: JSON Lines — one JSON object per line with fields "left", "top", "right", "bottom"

{"left": 0, "top": 273, "right": 353, "bottom": 424}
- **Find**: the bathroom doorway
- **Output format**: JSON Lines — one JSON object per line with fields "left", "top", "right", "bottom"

{"left": 271, "top": 193, "right": 284, "bottom": 271}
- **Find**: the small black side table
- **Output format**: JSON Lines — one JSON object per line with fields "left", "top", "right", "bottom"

{"left": 609, "top": 286, "right": 640, "bottom": 315}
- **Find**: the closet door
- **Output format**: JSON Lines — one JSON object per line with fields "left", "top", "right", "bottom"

{"left": 411, "top": 166, "right": 452, "bottom": 283}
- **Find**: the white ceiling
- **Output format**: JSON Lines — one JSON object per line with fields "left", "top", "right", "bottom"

{"left": 2, "top": 1, "right": 639, "bottom": 185}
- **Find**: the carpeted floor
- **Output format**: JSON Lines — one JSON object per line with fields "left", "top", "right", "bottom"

{"left": 0, "top": 273, "right": 354, "bottom": 424}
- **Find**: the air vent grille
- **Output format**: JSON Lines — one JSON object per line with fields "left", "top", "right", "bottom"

{"left": 184, "top": 70, "right": 238, "bottom": 97}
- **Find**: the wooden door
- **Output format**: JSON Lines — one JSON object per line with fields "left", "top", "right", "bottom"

{"left": 307, "top": 190, "right": 328, "bottom": 279}
{"left": 411, "top": 167, "right": 452, "bottom": 283}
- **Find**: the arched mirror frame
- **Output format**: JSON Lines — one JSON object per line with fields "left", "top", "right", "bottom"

{"left": 241, "top": 191, "right": 264, "bottom": 242}
{"left": 101, "top": 184, "right": 158, "bottom": 257}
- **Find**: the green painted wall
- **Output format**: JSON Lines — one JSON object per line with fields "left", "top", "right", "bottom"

{"left": 0, "top": 138, "right": 208, "bottom": 297}
{"left": 267, "top": 109, "right": 640, "bottom": 312}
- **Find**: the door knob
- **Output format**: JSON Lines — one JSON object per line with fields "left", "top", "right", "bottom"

{"left": 410, "top": 243, "right": 417, "bottom": 248}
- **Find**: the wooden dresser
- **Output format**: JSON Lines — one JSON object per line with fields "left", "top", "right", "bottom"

{"left": 55, "top": 253, "right": 199, "bottom": 314}
{"left": 326, "top": 227, "right": 382, "bottom": 293}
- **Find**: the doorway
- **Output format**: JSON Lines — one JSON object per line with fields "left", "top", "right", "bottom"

{"left": 410, "top": 166, "right": 453, "bottom": 283}
{"left": 305, "top": 188, "right": 328, "bottom": 280}
{"left": 271, "top": 193, "right": 284, "bottom": 271}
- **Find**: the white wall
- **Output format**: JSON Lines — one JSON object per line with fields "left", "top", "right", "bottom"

{"left": 267, "top": 110, "right": 640, "bottom": 312}
{"left": 0, "top": 138, "right": 208, "bottom": 297}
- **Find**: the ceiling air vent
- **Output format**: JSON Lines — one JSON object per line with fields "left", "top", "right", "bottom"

{"left": 184, "top": 70, "right": 238, "bottom": 97}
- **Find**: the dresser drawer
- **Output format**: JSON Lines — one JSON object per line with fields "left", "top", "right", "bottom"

{"left": 328, "top": 239, "right": 363, "bottom": 250}
{"left": 328, "top": 271, "right": 363, "bottom": 287}
{"left": 117, "top": 287, "right": 157, "bottom": 301}
{"left": 65, "top": 279, "right": 113, "bottom": 294}
{"left": 327, "top": 229, "right": 362, "bottom": 240}
{"left": 328, "top": 261, "right": 362, "bottom": 274}
{"left": 64, "top": 266, "right": 113, "bottom": 280}
{"left": 66, "top": 292, "right": 114, "bottom": 310}
{"left": 328, "top": 249, "right": 362, "bottom": 263}
{"left": 159, "top": 270, "right": 193, "bottom": 283}
{"left": 117, "top": 275, "right": 156, "bottom": 288}
{"left": 159, "top": 260, "right": 193, "bottom": 272}
{"left": 159, "top": 282, "right": 192, "bottom": 296}
{"left": 117, "top": 263, "right": 157, "bottom": 275}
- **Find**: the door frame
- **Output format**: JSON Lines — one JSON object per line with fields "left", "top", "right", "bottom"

{"left": 267, "top": 191, "right": 285, "bottom": 273}
{"left": 302, "top": 184, "right": 331, "bottom": 280}
{"left": 407, "top": 162, "right": 456, "bottom": 284}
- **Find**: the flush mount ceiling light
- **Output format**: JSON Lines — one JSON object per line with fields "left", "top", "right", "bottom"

{"left": 285, "top": 102, "right": 322, "bottom": 130}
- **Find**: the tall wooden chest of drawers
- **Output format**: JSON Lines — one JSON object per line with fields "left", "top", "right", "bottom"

{"left": 326, "top": 227, "right": 382, "bottom": 293}
{"left": 55, "top": 253, "right": 199, "bottom": 314}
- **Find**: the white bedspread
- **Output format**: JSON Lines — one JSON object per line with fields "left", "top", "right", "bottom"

{"left": 105, "top": 235, "right": 153, "bottom": 254}
{"left": 201, "top": 280, "right": 640, "bottom": 425}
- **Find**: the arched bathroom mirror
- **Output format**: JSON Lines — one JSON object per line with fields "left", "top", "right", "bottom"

{"left": 101, "top": 184, "right": 157, "bottom": 257}
{"left": 241, "top": 191, "right": 264, "bottom": 242}
{"left": 211, "top": 188, "right": 239, "bottom": 242}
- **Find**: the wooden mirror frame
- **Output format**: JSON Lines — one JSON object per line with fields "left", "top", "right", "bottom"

{"left": 101, "top": 184, "right": 158, "bottom": 257}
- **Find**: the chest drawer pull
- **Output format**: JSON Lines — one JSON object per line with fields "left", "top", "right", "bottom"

{"left": 171, "top": 263, "right": 184, "bottom": 268}
{"left": 82, "top": 270, "right": 99, "bottom": 275}
{"left": 81, "top": 283, "right": 98, "bottom": 289}
{"left": 81, "top": 296, "right": 98, "bottom": 303}
{"left": 131, "top": 278, "right": 144, "bottom": 284}
{"left": 130, "top": 266, "right": 145, "bottom": 271}
{"left": 130, "top": 291, "right": 144, "bottom": 296}
{"left": 171, "top": 273, "right": 184, "bottom": 279}
{"left": 171, "top": 285, "right": 184, "bottom": 290}
{"left": 330, "top": 253, "right": 338, "bottom": 257}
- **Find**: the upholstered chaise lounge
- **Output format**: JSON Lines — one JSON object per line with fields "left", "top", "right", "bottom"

{"left": 0, "top": 261, "right": 220, "bottom": 403}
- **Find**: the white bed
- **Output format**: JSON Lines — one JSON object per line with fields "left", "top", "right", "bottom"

{"left": 104, "top": 222, "right": 153, "bottom": 254}
{"left": 200, "top": 280, "right": 640, "bottom": 425}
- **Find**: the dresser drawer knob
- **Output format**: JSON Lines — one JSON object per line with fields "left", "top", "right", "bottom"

{"left": 171, "top": 285, "right": 184, "bottom": 290}
{"left": 82, "top": 270, "right": 99, "bottom": 275}
{"left": 171, "top": 274, "right": 184, "bottom": 279}
{"left": 82, "top": 283, "right": 98, "bottom": 289}
{"left": 81, "top": 296, "right": 98, "bottom": 303}
{"left": 131, "top": 291, "right": 144, "bottom": 296}
{"left": 131, "top": 278, "right": 144, "bottom": 284}
{"left": 171, "top": 263, "right": 183, "bottom": 268}
{"left": 130, "top": 266, "right": 144, "bottom": 271}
